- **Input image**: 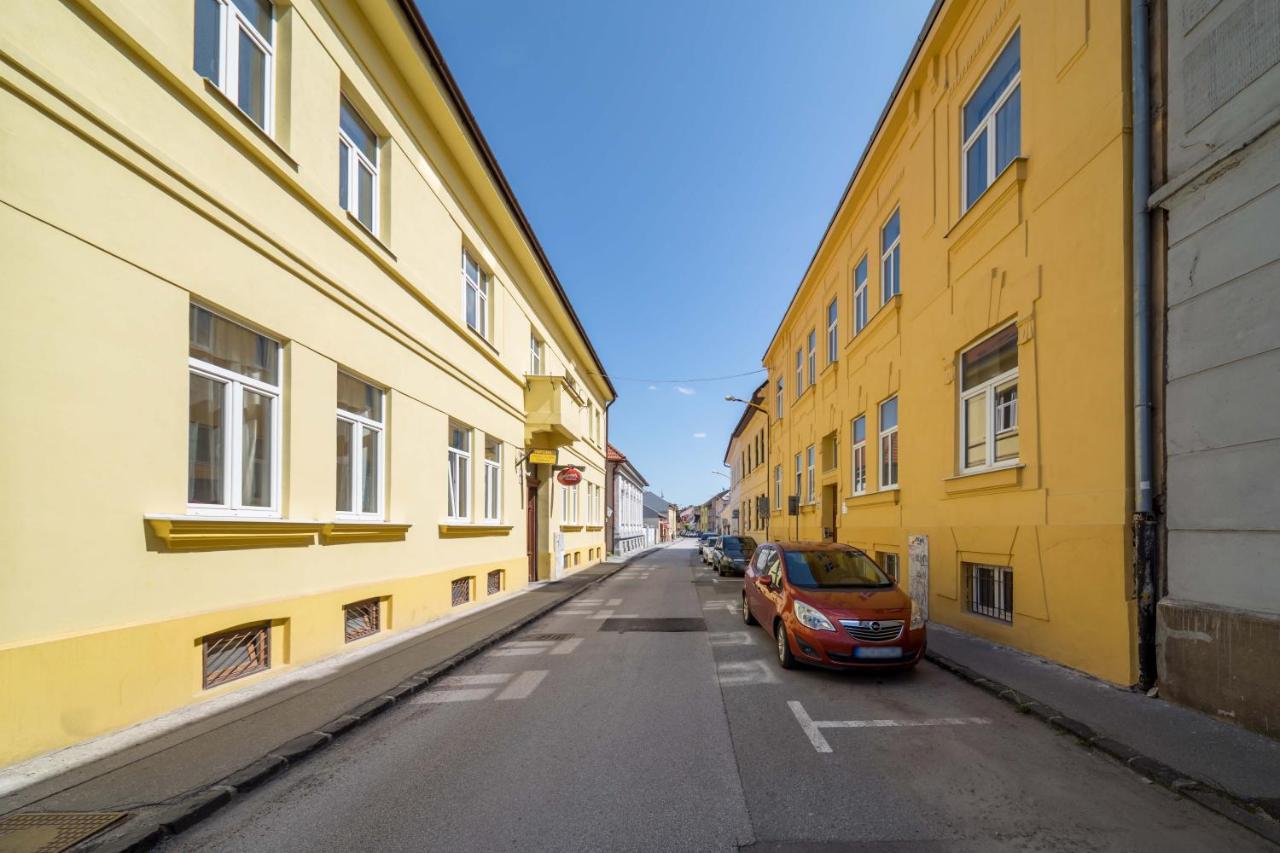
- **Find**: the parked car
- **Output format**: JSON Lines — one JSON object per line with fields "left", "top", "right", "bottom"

{"left": 699, "top": 535, "right": 720, "bottom": 564}
{"left": 742, "top": 542, "right": 924, "bottom": 670}
{"left": 712, "top": 535, "right": 758, "bottom": 577}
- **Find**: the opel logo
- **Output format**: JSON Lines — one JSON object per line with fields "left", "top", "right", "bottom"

{"left": 871, "top": 621, "right": 880, "bottom": 631}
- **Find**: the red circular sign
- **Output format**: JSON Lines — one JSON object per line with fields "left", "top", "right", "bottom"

{"left": 556, "top": 467, "right": 582, "bottom": 486}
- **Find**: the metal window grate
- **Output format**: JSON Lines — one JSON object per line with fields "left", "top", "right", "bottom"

{"left": 344, "top": 598, "right": 380, "bottom": 642}
{"left": 0, "top": 812, "right": 127, "bottom": 853}
{"left": 964, "top": 563, "right": 1013, "bottom": 623}
{"left": 203, "top": 623, "right": 270, "bottom": 688}
{"left": 451, "top": 577, "right": 472, "bottom": 606}
{"left": 486, "top": 570, "right": 503, "bottom": 595}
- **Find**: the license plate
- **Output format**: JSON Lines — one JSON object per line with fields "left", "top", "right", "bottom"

{"left": 854, "top": 646, "right": 903, "bottom": 659}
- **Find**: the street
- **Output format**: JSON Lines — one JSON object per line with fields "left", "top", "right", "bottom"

{"left": 166, "top": 542, "right": 1267, "bottom": 853}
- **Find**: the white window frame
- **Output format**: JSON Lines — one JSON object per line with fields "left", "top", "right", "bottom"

{"left": 338, "top": 97, "right": 378, "bottom": 233}
{"left": 529, "top": 333, "right": 544, "bottom": 375}
{"left": 853, "top": 256, "right": 869, "bottom": 335}
{"left": 774, "top": 464, "right": 782, "bottom": 511}
{"left": 962, "top": 30, "right": 1021, "bottom": 213}
{"left": 775, "top": 377, "right": 783, "bottom": 418}
{"left": 851, "top": 415, "right": 867, "bottom": 496}
{"left": 879, "top": 396, "right": 899, "bottom": 490}
{"left": 482, "top": 436, "right": 502, "bottom": 522}
{"left": 187, "top": 306, "right": 282, "bottom": 518}
{"left": 878, "top": 552, "right": 900, "bottom": 584}
{"left": 197, "top": 0, "right": 275, "bottom": 134}
{"left": 806, "top": 444, "right": 816, "bottom": 504}
{"left": 462, "top": 249, "right": 490, "bottom": 339}
{"left": 826, "top": 298, "right": 838, "bottom": 364}
{"left": 794, "top": 349, "right": 803, "bottom": 399}
{"left": 881, "top": 208, "right": 901, "bottom": 304}
{"left": 793, "top": 453, "right": 802, "bottom": 502}
{"left": 959, "top": 327, "right": 1020, "bottom": 473}
{"left": 447, "top": 422, "right": 472, "bottom": 522}
{"left": 807, "top": 329, "right": 817, "bottom": 387}
{"left": 336, "top": 373, "right": 384, "bottom": 519}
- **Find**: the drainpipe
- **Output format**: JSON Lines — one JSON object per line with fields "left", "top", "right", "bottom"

{"left": 1131, "top": 0, "right": 1158, "bottom": 690}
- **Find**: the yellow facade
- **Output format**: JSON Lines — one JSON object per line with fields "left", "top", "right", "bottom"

{"left": 724, "top": 384, "right": 769, "bottom": 540}
{"left": 762, "top": 0, "right": 1136, "bottom": 683}
{"left": 0, "top": 0, "right": 612, "bottom": 766}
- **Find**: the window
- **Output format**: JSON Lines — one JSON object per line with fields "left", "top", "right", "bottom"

{"left": 965, "top": 563, "right": 1013, "bottom": 623}
{"left": 483, "top": 437, "right": 502, "bottom": 521}
{"left": 964, "top": 30, "right": 1021, "bottom": 211}
{"left": 879, "top": 396, "right": 899, "bottom": 488}
{"left": 194, "top": 0, "right": 274, "bottom": 132}
{"left": 562, "top": 482, "right": 579, "bottom": 524}
{"left": 462, "top": 249, "right": 490, "bottom": 338}
{"left": 487, "top": 570, "right": 504, "bottom": 595}
{"left": 774, "top": 465, "right": 782, "bottom": 511}
{"left": 960, "top": 325, "right": 1019, "bottom": 471}
{"left": 775, "top": 377, "right": 783, "bottom": 418}
{"left": 344, "top": 599, "right": 380, "bottom": 642}
{"left": 451, "top": 577, "right": 473, "bottom": 607}
{"left": 202, "top": 622, "right": 270, "bottom": 688}
{"left": 794, "top": 349, "right": 803, "bottom": 398}
{"left": 336, "top": 372, "right": 383, "bottom": 517}
{"left": 881, "top": 209, "right": 901, "bottom": 304}
{"left": 877, "top": 552, "right": 900, "bottom": 584}
{"left": 853, "top": 257, "right": 869, "bottom": 335}
{"left": 806, "top": 445, "right": 816, "bottom": 503}
{"left": 821, "top": 431, "right": 838, "bottom": 472}
{"left": 188, "top": 304, "right": 281, "bottom": 516}
{"left": 338, "top": 97, "right": 378, "bottom": 232}
{"left": 529, "top": 334, "right": 544, "bottom": 375}
{"left": 851, "top": 415, "right": 867, "bottom": 495}
{"left": 447, "top": 421, "right": 471, "bottom": 521}
{"left": 807, "top": 330, "right": 817, "bottom": 386}
{"left": 793, "top": 453, "right": 802, "bottom": 502}
{"left": 826, "top": 298, "right": 838, "bottom": 364}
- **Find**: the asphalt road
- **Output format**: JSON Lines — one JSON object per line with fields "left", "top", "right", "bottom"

{"left": 168, "top": 542, "right": 1270, "bottom": 852}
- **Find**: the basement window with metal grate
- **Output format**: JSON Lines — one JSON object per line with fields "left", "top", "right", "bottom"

{"left": 344, "top": 598, "right": 380, "bottom": 642}
{"left": 203, "top": 623, "right": 270, "bottom": 688}
{"left": 487, "top": 569, "right": 504, "bottom": 595}
{"left": 451, "top": 577, "right": 473, "bottom": 606}
{"left": 964, "top": 563, "right": 1013, "bottom": 623}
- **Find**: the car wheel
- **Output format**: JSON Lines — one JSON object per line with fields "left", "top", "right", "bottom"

{"left": 775, "top": 621, "right": 795, "bottom": 670}
{"left": 742, "top": 593, "right": 757, "bottom": 626}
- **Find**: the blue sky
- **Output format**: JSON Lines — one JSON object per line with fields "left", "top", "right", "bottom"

{"left": 422, "top": 0, "right": 933, "bottom": 507}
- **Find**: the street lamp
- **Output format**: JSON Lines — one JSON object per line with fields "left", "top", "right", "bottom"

{"left": 711, "top": 470, "right": 728, "bottom": 478}
{"left": 724, "top": 394, "right": 771, "bottom": 542}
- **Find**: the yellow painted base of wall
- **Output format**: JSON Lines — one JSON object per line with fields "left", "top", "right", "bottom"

{"left": 0, "top": 555, "right": 528, "bottom": 767}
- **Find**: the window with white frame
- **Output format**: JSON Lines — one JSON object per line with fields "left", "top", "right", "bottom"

{"left": 879, "top": 396, "right": 899, "bottom": 488}
{"left": 446, "top": 421, "right": 471, "bottom": 521}
{"left": 807, "top": 329, "right": 817, "bottom": 387}
{"left": 963, "top": 30, "right": 1021, "bottom": 211}
{"left": 826, "top": 298, "right": 838, "bottom": 364}
{"left": 881, "top": 209, "right": 901, "bottom": 304}
{"left": 194, "top": 0, "right": 274, "bottom": 132}
{"left": 482, "top": 436, "right": 501, "bottom": 521}
{"left": 463, "top": 249, "right": 490, "bottom": 339}
{"left": 853, "top": 256, "right": 869, "bottom": 335}
{"left": 794, "top": 349, "right": 803, "bottom": 399}
{"left": 529, "top": 333, "right": 544, "bottom": 375}
{"left": 960, "top": 324, "right": 1019, "bottom": 471}
{"left": 775, "top": 376, "right": 783, "bottom": 418}
{"left": 806, "top": 444, "right": 816, "bottom": 504}
{"left": 851, "top": 415, "right": 867, "bottom": 495}
{"left": 338, "top": 98, "right": 378, "bottom": 233}
{"left": 562, "top": 481, "right": 579, "bottom": 524}
{"left": 793, "top": 453, "right": 802, "bottom": 502}
{"left": 878, "top": 551, "right": 900, "bottom": 584}
{"left": 774, "top": 464, "right": 782, "bottom": 511}
{"left": 188, "top": 304, "right": 281, "bottom": 516}
{"left": 336, "top": 372, "right": 383, "bottom": 516}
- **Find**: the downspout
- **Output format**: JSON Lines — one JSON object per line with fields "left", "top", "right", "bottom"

{"left": 1131, "top": 0, "right": 1159, "bottom": 690}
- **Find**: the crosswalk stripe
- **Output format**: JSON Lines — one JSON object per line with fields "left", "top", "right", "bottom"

{"left": 496, "top": 670, "right": 548, "bottom": 700}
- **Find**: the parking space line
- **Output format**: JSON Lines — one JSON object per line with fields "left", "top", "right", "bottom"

{"left": 418, "top": 687, "right": 497, "bottom": 704}
{"left": 788, "top": 700, "right": 992, "bottom": 753}
{"left": 496, "top": 670, "right": 548, "bottom": 700}
{"left": 717, "top": 660, "right": 779, "bottom": 686}
{"left": 606, "top": 598, "right": 623, "bottom": 607}
{"left": 709, "top": 631, "right": 754, "bottom": 646}
{"left": 435, "top": 674, "right": 511, "bottom": 687}
{"left": 550, "top": 638, "right": 583, "bottom": 655}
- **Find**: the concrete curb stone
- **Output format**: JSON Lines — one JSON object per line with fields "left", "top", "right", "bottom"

{"left": 925, "top": 649, "right": 1280, "bottom": 847}
{"left": 77, "top": 544, "right": 667, "bottom": 852}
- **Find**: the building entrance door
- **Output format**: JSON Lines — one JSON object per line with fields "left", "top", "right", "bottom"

{"left": 527, "top": 478, "right": 540, "bottom": 582}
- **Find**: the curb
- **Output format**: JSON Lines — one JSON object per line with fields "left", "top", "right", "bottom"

{"left": 925, "top": 650, "right": 1280, "bottom": 846}
{"left": 81, "top": 545, "right": 668, "bottom": 852}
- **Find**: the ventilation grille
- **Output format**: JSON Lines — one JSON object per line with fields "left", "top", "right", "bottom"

{"left": 203, "top": 623, "right": 270, "bottom": 688}
{"left": 344, "top": 598, "right": 380, "bottom": 642}
{"left": 486, "top": 570, "right": 503, "bottom": 595}
{"left": 451, "top": 577, "right": 472, "bottom": 606}
{"left": 0, "top": 812, "right": 126, "bottom": 853}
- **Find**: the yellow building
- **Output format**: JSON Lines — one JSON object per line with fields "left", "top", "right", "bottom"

{"left": 762, "top": 0, "right": 1136, "bottom": 683}
{"left": 724, "top": 383, "right": 769, "bottom": 540}
{"left": 0, "top": 0, "right": 612, "bottom": 766}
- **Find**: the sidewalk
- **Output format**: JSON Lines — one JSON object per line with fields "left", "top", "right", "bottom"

{"left": 927, "top": 623, "right": 1280, "bottom": 841}
{"left": 0, "top": 544, "right": 668, "bottom": 850}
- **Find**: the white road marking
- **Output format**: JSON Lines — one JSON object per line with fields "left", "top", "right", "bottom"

{"left": 435, "top": 674, "right": 511, "bottom": 687}
{"left": 702, "top": 600, "right": 739, "bottom": 613}
{"left": 788, "top": 700, "right": 991, "bottom": 753}
{"left": 496, "top": 670, "right": 548, "bottom": 700}
{"left": 709, "top": 631, "right": 755, "bottom": 646}
{"left": 716, "top": 660, "right": 779, "bottom": 686}
{"left": 606, "top": 598, "right": 623, "bottom": 606}
{"left": 557, "top": 609, "right": 593, "bottom": 616}
{"left": 491, "top": 647, "right": 548, "bottom": 656}
{"left": 587, "top": 609, "right": 616, "bottom": 619}
{"left": 550, "top": 637, "right": 583, "bottom": 655}
{"left": 417, "top": 688, "right": 496, "bottom": 704}
{"left": 577, "top": 599, "right": 604, "bottom": 605}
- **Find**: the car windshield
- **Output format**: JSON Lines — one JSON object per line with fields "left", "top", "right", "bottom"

{"left": 720, "top": 537, "right": 757, "bottom": 557}
{"left": 783, "top": 549, "right": 893, "bottom": 588}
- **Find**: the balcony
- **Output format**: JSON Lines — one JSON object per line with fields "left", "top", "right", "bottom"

{"left": 524, "top": 374, "right": 584, "bottom": 448}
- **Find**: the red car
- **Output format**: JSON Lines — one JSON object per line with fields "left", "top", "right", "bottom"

{"left": 742, "top": 541, "right": 925, "bottom": 670}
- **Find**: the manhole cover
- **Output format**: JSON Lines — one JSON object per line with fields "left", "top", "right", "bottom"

{"left": 0, "top": 813, "right": 126, "bottom": 853}
{"left": 522, "top": 633, "right": 575, "bottom": 641}
{"left": 597, "top": 618, "right": 706, "bottom": 633}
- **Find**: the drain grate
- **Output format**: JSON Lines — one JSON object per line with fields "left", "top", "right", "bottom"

{"left": 597, "top": 618, "right": 706, "bottom": 633}
{"left": 521, "top": 633, "right": 575, "bottom": 641}
{"left": 0, "top": 812, "right": 126, "bottom": 853}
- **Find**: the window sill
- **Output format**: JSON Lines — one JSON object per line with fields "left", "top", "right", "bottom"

{"left": 944, "top": 464, "right": 1023, "bottom": 496}
{"left": 584, "top": 525, "right": 604, "bottom": 531}
{"left": 466, "top": 323, "right": 500, "bottom": 356}
{"left": 946, "top": 157, "right": 1028, "bottom": 242}
{"left": 321, "top": 521, "right": 411, "bottom": 544}
{"left": 843, "top": 295, "right": 901, "bottom": 356}
{"left": 200, "top": 77, "right": 298, "bottom": 171}
{"left": 843, "top": 490, "right": 900, "bottom": 508}
{"left": 345, "top": 211, "right": 396, "bottom": 260}
{"left": 438, "top": 522, "right": 513, "bottom": 538}
{"left": 146, "top": 516, "right": 325, "bottom": 552}
{"left": 560, "top": 524, "right": 584, "bottom": 532}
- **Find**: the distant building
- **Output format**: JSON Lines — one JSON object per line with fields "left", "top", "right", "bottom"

{"left": 642, "top": 491, "right": 676, "bottom": 544}
{"left": 723, "top": 382, "right": 769, "bottom": 539}
{"left": 606, "top": 444, "right": 648, "bottom": 554}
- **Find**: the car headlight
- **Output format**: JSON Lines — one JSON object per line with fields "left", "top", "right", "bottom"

{"left": 793, "top": 600, "right": 835, "bottom": 632}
